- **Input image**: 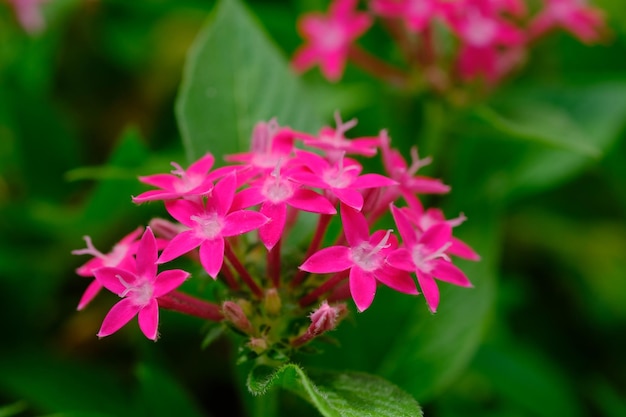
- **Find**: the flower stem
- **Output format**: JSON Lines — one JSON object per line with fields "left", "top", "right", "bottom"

{"left": 158, "top": 291, "right": 223, "bottom": 321}
{"left": 291, "top": 214, "right": 332, "bottom": 288}
{"left": 348, "top": 45, "right": 409, "bottom": 87}
{"left": 224, "top": 241, "right": 264, "bottom": 298}
{"left": 299, "top": 270, "right": 349, "bottom": 307}
{"left": 267, "top": 240, "right": 281, "bottom": 288}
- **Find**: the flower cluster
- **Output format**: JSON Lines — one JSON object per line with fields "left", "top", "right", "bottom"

{"left": 73, "top": 115, "right": 478, "bottom": 358}
{"left": 293, "top": 0, "right": 607, "bottom": 87}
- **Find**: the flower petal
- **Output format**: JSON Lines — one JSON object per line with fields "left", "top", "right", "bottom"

{"left": 349, "top": 267, "right": 377, "bottom": 312}
{"left": 300, "top": 246, "right": 352, "bottom": 274}
{"left": 421, "top": 223, "right": 452, "bottom": 252}
{"left": 212, "top": 172, "right": 237, "bottom": 215}
{"left": 94, "top": 267, "right": 137, "bottom": 295}
{"left": 375, "top": 266, "right": 418, "bottom": 295}
{"left": 136, "top": 227, "right": 158, "bottom": 280}
{"left": 341, "top": 204, "right": 369, "bottom": 247}
{"left": 416, "top": 271, "right": 439, "bottom": 313}
{"left": 259, "top": 202, "right": 287, "bottom": 250}
{"left": 288, "top": 189, "right": 336, "bottom": 214}
{"left": 333, "top": 187, "right": 363, "bottom": 211}
{"left": 138, "top": 299, "right": 159, "bottom": 340}
{"left": 165, "top": 199, "right": 204, "bottom": 227}
{"left": 199, "top": 238, "right": 225, "bottom": 279}
{"left": 222, "top": 210, "right": 269, "bottom": 237}
{"left": 97, "top": 298, "right": 141, "bottom": 338}
{"left": 187, "top": 153, "right": 215, "bottom": 177}
{"left": 158, "top": 230, "right": 203, "bottom": 264}
{"left": 391, "top": 204, "right": 418, "bottom": 247}
{"left": 431, "top": 260, "right": 473, "bottom": 287}
{"left": 153, "top": 269, "right": 190, "bottom": 298}
{"left": 77, "top": 279, "right": 103, "bottom": 311}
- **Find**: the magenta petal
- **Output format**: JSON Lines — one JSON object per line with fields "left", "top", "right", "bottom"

{"left": 349, "top": 267, "right": 377, "bottom": 312}
{"left": 158, "top": 231, "right": 203, "bottom": 264}
{"left": 213, "top": 173, "right": 237, "bottom": 215}
{"left": 391, "top": 205, "right": 418, "bottom": 247}
{"left": 153, "top": 269, "right": 189, "bottom": 297}
{"left": 136, "top": 228, "right": 157, "bottom": 279}
{"left": 231, "top": 187, "right": 265, "bottom": 210}
{"left": 449, "top": 237, "right": 480, "bottom": 261}
{"left": 351, "top": 173, "right": 396, "bottom": 189}
{"left": 421, "top": 223, "right": 452, "bottom": 251}
{"left": 386, "top": 248, "right": 416, "bottom": 272}
{"left": 97, "top": 298, "right": 141, "bottom": 338}
{"left": 416, "top": 271, "right": 440, "bottom": 313}
{"left": 77, "top": 280, "right": 103, "bottom": 311}
{"left": 165, "top": 199, "right": 203, "bottom": 226}
{"left": 222, "top": 210, "right": 269, "bottom": 237}
{"left": 138, "top": 173, "right": 177, "bottom": 189}
{"left": 138, "top": 299, "right": 159, "bottom": 340}
{"left": 187, "top": 153, "right": 215, "bottom": 177}
{"left": 260, "top": 202, "right": 287, "bottom": 250}
{"left": 375, "top": 267, "right": 418, "bottom": 295}
{"left": 334, "top": 188, "right": 363, "bottom": 211}
{"left": 431, "top": 260, "right": 473, "bottom": 287}
{"left": 289, "top": 189, "right": 336, "bottom": 214}
{"left": 94, "top": 267, "right": 137, "bottom": 295}
{"left": 199, "top": 238, "right": 225, "bottom": 279}
{"left": 300, "top": 246, "right": 352, "bottom": 274}
{"left": 341, "top": 204, "right": 369, "bottom": 247}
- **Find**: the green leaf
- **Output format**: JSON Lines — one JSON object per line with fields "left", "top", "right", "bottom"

{"left": 135, "top": 363, "right": 208, "bottom": 417}
{"left": 176, "top": 0, "right": 323, "bottom": 161}
{"left": 0, "top": 401, "right": 27, "bottom": 417}
{"left": 0, "top": 350, "right": 133, "bottom": 416}
{"left": 247, "top": 364, "right": 422, "bottom": 417}
{"left": 464, "top": 81, "right": 626, "bottom": 202}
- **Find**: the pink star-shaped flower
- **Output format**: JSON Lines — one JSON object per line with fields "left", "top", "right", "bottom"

{"left": 292, "top": 0, "right": 372, "bottom": 81}
{"left": 72, "top": 227, "right": 143, "bottom": 311}
{"left": 300, "top": 204, "right": 417, "bottom": 312}
{"left": 133, "top": 153, "right": 232, "bottom": 203}
{"left": 387, "top": 204, "right": 472, "bottom": 313}
{"left": 291, "top": 150, "right": 395, "bottom": 210}
{"left": 529, "top": 0, "right": 606, "bottom": 44}
{"left": 93, "top": 227, "right": 189, "bottom": 340}
{"left": 231, "top": 165, "right": 336, "bottom": 250}
{"left": 158, "top": 173, "right": 269, "bottom": 278}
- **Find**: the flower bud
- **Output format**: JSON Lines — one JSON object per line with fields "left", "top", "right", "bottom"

{"left": 248, "top": 337, "right": 268, "bottom": 354}
{"left": 264, "top": 288, "right": 282, "bottom": 316}
{"left": 222, "top": 301, "right": 254, "bottom": 335}
{"left": 309, "top": 301, "right": 343, "bottom": 336}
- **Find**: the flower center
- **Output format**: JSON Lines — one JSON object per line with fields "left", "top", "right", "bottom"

{"left": 411, "top": 241, "right": 451, "bottom": 273}
{"left": 262, "top": 168, "right": 295, "bottom": 203}
{"left": 350, "top": 230, "right": 393, "bottom": 272}
{"left": 171, "top": 162, "right": 203, "bottom": 193}
{"left": 465, "top": 12, "right": 497, "bottom": 47}
{"left": 319, "top": 23, "right": 346, "bottom": 51}
{"left": 191, "top": 213, "right": 224, "bottom": 239}
{"left": 117, "top": 275, "right": 153, "bottom": 307}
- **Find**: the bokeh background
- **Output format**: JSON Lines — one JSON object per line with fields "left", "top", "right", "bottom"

{"left": 1, "top": 0, "right": 626, "bottom": 416}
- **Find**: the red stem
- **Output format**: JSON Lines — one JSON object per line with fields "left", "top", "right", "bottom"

{"left": 224, "top": 241, "right": 263, "bottom": 298}
{"left": 219, "top": 261, "right": 240, "bottom": 291}
{"left": 348, "top": 45, "right": 409, "bottom": 87}
{"left": 267, "top": 240, "right": 281, "bottom": 288}
{"left": 291, "top": 214, "right": 333, "bottom": 288}
{"left": 299, "top": 270, "right": 349, "bottom": 307}
{"left": 158, "top": 291, "right": 223, "bottom": 321}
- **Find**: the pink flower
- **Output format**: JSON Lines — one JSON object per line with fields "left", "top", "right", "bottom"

{"left": 93, "top": 227, "right": 189, "bottom": 340}
{"left": 72, "top": 227, "right": 143, "bottom": 310}
{"left": 371, "top": 0, "right": 443, "bottom": 33}
{"left": 529, "top": 0, "right": 606, "bottom": 44}
{"left": 232, "top": 165, "right": 336, "bottom": 250}
{"left": 300, "top": 204, "right": 417, "bottom": 312}
{"left": 225, "top": 119, "right": 295, "bottom": 173}
{"left": 292, "top": 0, "right": 372, "bottom": 81}
{"left": 158, "top": 173, "right": 269, "bottom": 278}
{"left": 446, "top": 5, "right": 525, "bottom": 81}
{"left": 296, "top": 112, "right": 381, "bottom": 159}
{"left": 8, "top": 0, "right": 47, "bottom": 34}
{"left": 133, "top": 153, "right": 232, "bottom": 203}
{"left": 291, "top": 150, "right": 395, "bottom": 210}
{"left": 388, "top": 204, "right": 472, "bottom": 312}
{"left": 380, "top": 130, "right": 449, "bottom": 212}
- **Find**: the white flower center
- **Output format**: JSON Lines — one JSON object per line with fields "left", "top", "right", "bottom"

{"left": 118, "top": 275, "right": 153, "bottom": 307}
{"left": 191, "top": 213, "right": 224, "bottom": 239}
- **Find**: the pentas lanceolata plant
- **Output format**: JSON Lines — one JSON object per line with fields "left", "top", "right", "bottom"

{"left": 293, "top": 0, "right": 607, "bottom": 90}
{"left": 73, "top": 115, "right": 478, "bottom": 361}
{"left": 4, "top": 0, "right": 48, "bottom": 34}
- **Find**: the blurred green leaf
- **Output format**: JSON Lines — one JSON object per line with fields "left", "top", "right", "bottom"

{"left": 0, "top": 351, "right": 132, "bottom": 416}
{"left": 0, "top": 401, "right": 27, "bottom": 417}
{"left": 176, "top": 0, "right": 323, "bottom": 161}
{"left": 248, "top": 364, "right": 422, "bottom": 417}
{"left": 135, "top": 363, "right": 208, "bottom": 417}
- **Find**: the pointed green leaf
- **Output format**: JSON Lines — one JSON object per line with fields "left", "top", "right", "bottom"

{"left": 248, "top": 364, "right": 422, "bottom": 417}
{"left": 176, "top": 0, "right": 323, "bottom": 161}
